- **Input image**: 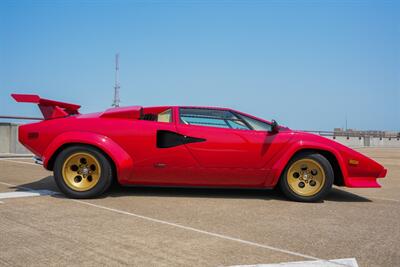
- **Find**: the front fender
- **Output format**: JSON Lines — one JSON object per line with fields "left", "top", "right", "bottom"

{"left": 267, "top": 140, "right": 348, "bottom": 187}
{"left": 43, "top": 131, "right": 133, "bottom": 184}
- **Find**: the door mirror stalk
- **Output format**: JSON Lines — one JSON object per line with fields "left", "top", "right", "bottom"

{"left": 270, "top": 120, "right": 279, "bottom": 133}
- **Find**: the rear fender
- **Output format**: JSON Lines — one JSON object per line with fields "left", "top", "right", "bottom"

{"left": 43, "top": 132, "right": 133, "bottom": 184}
{"left": 267, "top": 140, "right": 348, "bottom": 187}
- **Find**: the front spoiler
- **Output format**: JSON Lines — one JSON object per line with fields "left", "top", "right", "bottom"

{"left": 378, "top": 168, "right": 387, "bottom": 178}
{"left": 345, "top": 171, "right": 387, "bottom": 188}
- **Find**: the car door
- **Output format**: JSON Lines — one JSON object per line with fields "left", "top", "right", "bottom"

{"left": 175, "top": 108, "right": 279, "bottom": 186}
{"left": 128, "top": 108, "right": 200, "bottom": 185}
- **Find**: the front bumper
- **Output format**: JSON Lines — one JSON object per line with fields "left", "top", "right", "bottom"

{"left": 378, "top": 168, "right": 387, "bottom": 178}
{"left": 345, "top": 168, "right": 387, "bottom": 188}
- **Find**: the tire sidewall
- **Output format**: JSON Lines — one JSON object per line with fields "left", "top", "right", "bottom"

{"left": 279, "top": 153, "right": 334, "bottom": 202}
{"left": 54, "top": 145, "right": 112, "bottom": 198}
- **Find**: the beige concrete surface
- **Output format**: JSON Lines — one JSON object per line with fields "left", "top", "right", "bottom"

{"left": 0, "top": 148, "right": 399, "bottom": 267}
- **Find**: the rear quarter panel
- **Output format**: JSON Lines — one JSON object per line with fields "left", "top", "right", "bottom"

{"left": 19, "top": 116, "right": 140, "bottom": 184}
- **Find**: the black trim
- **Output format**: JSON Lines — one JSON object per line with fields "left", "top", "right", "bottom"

{"left": 179, "top": 107, "right": 251, "bottom": 130}
{"left": 157, "top": 130, "right": 206, "bottom": 148}
{"left": 232, "top": 112, "right": 254, "bottom": 130}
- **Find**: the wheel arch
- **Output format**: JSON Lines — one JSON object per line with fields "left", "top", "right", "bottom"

{"left": 42, "top": 131, "right": 134, "bottom": 184}
{"left": 289, "top": 149, "right": 345, "bottom": 186}
{"left": 268, "top": 142, "right": 347, "bottom": 187}
{"left": 47, "top": 143, "right": 117, "bottom": 182}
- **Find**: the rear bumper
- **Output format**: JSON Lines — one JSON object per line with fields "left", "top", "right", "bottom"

{"left": 33, "top": 156, "right": 43, "bottom": 165}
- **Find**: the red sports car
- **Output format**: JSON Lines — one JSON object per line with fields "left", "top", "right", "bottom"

{"left": 12, "top": 94, "right": 387, "bottom": 202}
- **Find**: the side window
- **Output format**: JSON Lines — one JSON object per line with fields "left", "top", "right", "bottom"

{"left": 226, "top": 119, "right": 249, "bottom": 130}
{"left": 157, "top": 109, "right": 172, "bottom": 123}
{"left": 179, "top": 108, "right": 250, "bottom": 130}
{"left": 236, "top": 113, "right": 272, "bottom": 131}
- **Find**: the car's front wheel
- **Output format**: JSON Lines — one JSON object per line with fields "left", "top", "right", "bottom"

{"left": 53, "top": 145, "right": 113, "bottom": 198}
{"left": 279, "top": 152, "right": 333, "bottom": 202}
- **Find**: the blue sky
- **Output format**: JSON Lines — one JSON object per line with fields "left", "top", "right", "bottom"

{"left": 0, "top": 0, "right": 399, "bottom": 131}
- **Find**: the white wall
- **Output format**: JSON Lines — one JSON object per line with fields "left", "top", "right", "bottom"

{"left": 369, "top": 137, "right": 400, "bottom": 148}
{"left": 325, "top": 135, "right": 400, "bottom": 148}
{"left": 0, "top": 123, "right": 11, "bottom": 153}
{"left": 0, "top": 123, "right": 30, "bottom": 154}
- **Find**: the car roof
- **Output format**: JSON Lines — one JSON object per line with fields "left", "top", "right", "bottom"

{"left": 144, "top": 105, "right": 232, "bottom": 111}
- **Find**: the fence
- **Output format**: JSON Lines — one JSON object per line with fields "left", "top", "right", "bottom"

{"left": 302, "top": 130, "right": 400, "bottom": 148}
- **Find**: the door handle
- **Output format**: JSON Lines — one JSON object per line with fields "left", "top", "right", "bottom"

{"left": 154, "top": 162, "right": 167, "bottom": 168}
{"left": 182, "top": 135, "right": 206, "bottom": 144}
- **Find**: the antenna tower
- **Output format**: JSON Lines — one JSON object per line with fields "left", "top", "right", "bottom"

{"left": 112, "top": 53, "right": 120, "bottom": 107}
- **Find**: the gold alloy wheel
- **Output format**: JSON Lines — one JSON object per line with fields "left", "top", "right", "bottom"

{"left": 287, "top": 158, "right": 326, "bottom": 197}
{"left": 62, "top": 152, "right": 101, "bottom": 191}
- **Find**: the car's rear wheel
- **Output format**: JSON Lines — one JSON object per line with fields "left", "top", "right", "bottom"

{"left": 54, "top": 145, "right": 113, "bottom": 198}
{"left": 279, "top": 153, "right": 333, "bottom": 202}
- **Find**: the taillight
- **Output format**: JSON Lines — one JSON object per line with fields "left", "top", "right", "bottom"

{"left": 28, "top": 132, "right": 39, "bottom": 139}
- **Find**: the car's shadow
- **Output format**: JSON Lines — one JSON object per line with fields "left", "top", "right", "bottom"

{"left": 13, "top": 175, "right": 372, "bottom": 202}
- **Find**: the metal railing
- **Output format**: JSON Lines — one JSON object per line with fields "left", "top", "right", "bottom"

{"left": 0, "top": 116, "right": 42, "bottom": 120}
{"left": 302, "top": 130, "right": 400, "bottom": 140}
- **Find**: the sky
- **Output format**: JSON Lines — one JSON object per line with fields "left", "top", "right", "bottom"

{"left": 0, "top": 0, "right": 399, "bottom": 131}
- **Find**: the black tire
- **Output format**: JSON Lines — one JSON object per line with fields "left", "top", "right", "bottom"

{"left": 279, "top": 152, "right": 333, "bottom": 202}
{"left": 53, "top": 145, "right": 113, "bottom": 199}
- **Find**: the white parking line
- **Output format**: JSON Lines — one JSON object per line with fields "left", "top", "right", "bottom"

{"left": 0, "top": 157, "right": 33, "bottom": 159}
{"left": 0, "top": 159, "right": 38, "bottom": 166}
{"left": 0, "top": 181, "right": 57, "bottom": 201}
{"left": 369, "top": 196, "right": 400, "bottom": 202}
{"left": 0, "top": 190, "right": 55, "bottom": 200}
{"left": 229, "top": 257, "right": 359, "bottom": 267}
{"left": 0, "top": 181, "right": 33, "bottom": 191}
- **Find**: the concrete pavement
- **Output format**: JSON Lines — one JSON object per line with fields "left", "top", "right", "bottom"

{"left": 0, "top": 148, "right": 399, "bottom": 266}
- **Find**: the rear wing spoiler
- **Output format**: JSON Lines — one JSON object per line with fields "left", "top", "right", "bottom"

{"left": 11, "top": 94, "right": 81, "bottom": 120}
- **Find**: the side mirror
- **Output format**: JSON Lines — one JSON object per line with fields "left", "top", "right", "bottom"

{"left": 270, "top": 119, "right": 279, "bottom": 133}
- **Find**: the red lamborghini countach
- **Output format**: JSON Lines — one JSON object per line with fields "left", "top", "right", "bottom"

{"left": 12, "top": 94, "right": 387, "bottom": 202}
